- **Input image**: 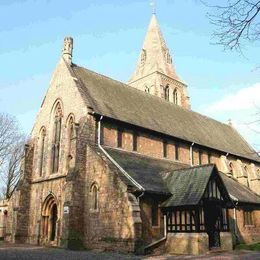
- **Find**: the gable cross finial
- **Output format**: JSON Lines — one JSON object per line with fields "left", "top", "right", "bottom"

{"left": 150, "top": 0, "right": 156, "bottom": 15}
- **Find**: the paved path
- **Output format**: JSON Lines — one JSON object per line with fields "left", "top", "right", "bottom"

{"left": 0, "top": 242, "right": 260, "bottom": 260}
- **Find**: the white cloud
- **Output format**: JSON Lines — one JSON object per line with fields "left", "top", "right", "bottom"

{"left": 200, "top": 83, "right": 260, "bottom": 151}
{"left": 206, "top": 83, "right": 260, "bottom": 113}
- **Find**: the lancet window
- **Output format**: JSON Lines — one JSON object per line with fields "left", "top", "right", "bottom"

{"left": 52, "top": 103, "right": 62, "bottom": 173}
{"left": 39, "top": 127, "right": 46, "bottom": 176}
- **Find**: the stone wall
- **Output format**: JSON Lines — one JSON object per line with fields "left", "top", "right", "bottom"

{"left": 83, "top": 144, "right": 142, "bottom": 252}
{"left": 30, "top": 58, "right": 88, "bottom": 180}
{"left": 139, "top": 196, "right": 165, "bottom": 245}
{"left": 220, "top": 232, "right": 233, "bottom": 251}
{"left": 27, "top": 177, "right": 66, "bottom": 245}
{"left": 0, "top": 200, "right": 8, "bottom": 239}
{"left": 15, "top": 143, "right": 34, "bottom": 243}
{"left": 165, "top": 233, "right": 209, "bottom": 255}
{"left": 230, "top": 208, "right": 260, "bottom": 244}
{"left": 165, "top": 232, "right": 232, "bottom": 255}
{"left": 4, "top": 191, "right": 20, "bottom": 243}
{"left": 4, "top": 57, "right": 96, "bottom": 247}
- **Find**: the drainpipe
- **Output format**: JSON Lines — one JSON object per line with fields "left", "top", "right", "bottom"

{"left": 190, "top": 142, "right": 194, "bottom": 166}
{"left": 163, "top": 215, "right": 167, "bottom": 238}
{"left": 96, "top": 115, "right": 144, "bottom": 191}
{"left": 233, "top": 201, "right": 239, "bottom": 242}
{"left": 136, "top": 191, "right": 145, "bottom": 203}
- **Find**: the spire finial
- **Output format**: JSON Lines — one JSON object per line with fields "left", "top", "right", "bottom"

{"left": 150, "top": 0, "right": 156, "bottom": 15}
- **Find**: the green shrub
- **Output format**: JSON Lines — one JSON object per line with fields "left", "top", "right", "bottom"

{"left": 236, "top": 243, "right": 260, "bottom": 251}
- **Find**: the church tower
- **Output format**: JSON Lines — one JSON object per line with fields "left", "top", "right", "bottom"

{"left": 128, "top": 14, "right": 190, "bottom": 109}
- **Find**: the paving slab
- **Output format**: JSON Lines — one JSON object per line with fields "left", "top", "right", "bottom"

{"left": 0, "top": 242, "right": 259, "bottom": 260}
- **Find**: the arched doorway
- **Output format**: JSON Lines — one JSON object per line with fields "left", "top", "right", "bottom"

{"left": 50, "top": 204, "right": 57, "bottom": 241}
{"left": 41, "top": 194, "right": 58, "bottom": 244}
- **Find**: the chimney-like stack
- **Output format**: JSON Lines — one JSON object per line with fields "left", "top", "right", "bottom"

{"left": 62, "top": 37, "right": 73, "bottom": 65}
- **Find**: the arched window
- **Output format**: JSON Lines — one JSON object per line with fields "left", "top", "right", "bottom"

{"left": 144, "top": 86, "right": 150, "bottom": 93}
{"left": 244, "top": 166, "right": 248, "bottom": 176}
{"left": 164, "top": 85, "right": 170, "bottom": 101}
{"left": 52, "top": 103, "right": 62, "bottom": 173}
{"left": 244, "top": 166, "right": 250, "bottom": 187}
{"left": 229, "top": 162, "right": 234, "bottom": 175}
{"left": 90, "top": 183, "right": 99, "bottom": 210}
{"left": 173, "top": 89, "right": 178, "bottom": 105}
{"left": 39, "top": 127, "right": 46, "bottom": 176}
{"left": 67, "top": 116, "right": 74, "bottom": 154}
{"left": 67, "top": 115, "right": 74, "bottom": 168}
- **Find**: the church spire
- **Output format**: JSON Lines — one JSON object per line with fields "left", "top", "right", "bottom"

{"left": 128, "top": 15, "right": 190, "bottom": 109}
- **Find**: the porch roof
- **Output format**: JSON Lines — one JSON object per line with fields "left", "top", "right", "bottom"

{"left": 104, "top": 147, "right": 189, "bottom": 194}
{"left": 104, "top": 147, "right": 260, "bottom": 206}
{"left": 161, "top": 165, "right": 218, "bottom": 207}
{"left": 220, "top": 173, "right": 260, "bottom": 205}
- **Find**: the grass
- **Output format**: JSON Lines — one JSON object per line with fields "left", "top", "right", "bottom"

{"left": 236, "top": 243, "right": 260, "bottom": 251}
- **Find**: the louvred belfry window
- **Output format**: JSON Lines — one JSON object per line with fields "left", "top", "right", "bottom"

{"left": 52, "top": 103, "right": 62, "bottom": 173}
{"left": 173, "top": 89, "right": 178, "bottom": 105}
{"left": 164, "top": 85, "right": 170, "bottom": 101}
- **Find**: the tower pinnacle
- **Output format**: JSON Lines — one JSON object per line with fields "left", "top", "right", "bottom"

{"left": 62, "top": 37, "right": 73, "bottom": 65}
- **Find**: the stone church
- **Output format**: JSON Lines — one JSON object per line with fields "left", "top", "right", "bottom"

{"left": 3, "top": 14, "right": 260, "bottom": 255}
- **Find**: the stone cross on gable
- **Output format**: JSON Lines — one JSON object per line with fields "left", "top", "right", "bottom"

{"left": 62, "top": 37, "right": 73, "bottom": 65}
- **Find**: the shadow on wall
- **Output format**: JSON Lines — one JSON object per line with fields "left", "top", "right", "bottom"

{"left": 229, "top": 209, "right": 259, "bottom": 246}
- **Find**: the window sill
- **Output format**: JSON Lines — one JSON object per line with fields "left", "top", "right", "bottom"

{"left": 90, "top": 209, "right": 99, "bottom": 213}
{"left": 152, "top": 225, "right": 160, "bottom": 228}
{"left": 244, "top": 225, "right": 255, "bottom": 228}
{"left": 31, "top": 173, "right": 67, "bottom": 184}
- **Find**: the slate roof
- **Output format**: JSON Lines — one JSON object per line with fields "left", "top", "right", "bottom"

{"left": 104, "top": 147, "right": 188, "bottom": 194}
{"left": 220, "top": 172, "right": 260, "bottom": 205}
{"left": 71, "top": 64, "right": 260, "bottom": 163}
{"left": 161, "top": 165, "right": 216, "bottom": 207}
{"left": 104, "top": 147, "right": 260, "bottom": 206}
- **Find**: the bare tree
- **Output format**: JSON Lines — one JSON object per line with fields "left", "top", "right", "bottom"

{"left": 0, "top": 114, "right": 20, "bottom": 167}
{"left": 0, "top": 113, "right": 25, "bottom": 199}
{"left": 0, "top": 139, "right": 25, "bottom": 199}
{"left": 204, "top": 0, "right": 260, "bottom": 51}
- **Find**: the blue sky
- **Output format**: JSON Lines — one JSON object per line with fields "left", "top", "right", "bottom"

{"left": 0, "top": 0, "right": 259, "bottom": 151}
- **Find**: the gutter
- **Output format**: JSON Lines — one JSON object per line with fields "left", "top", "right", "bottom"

{"left": 97, "top": 115, "right": 144, "bottom": 191}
